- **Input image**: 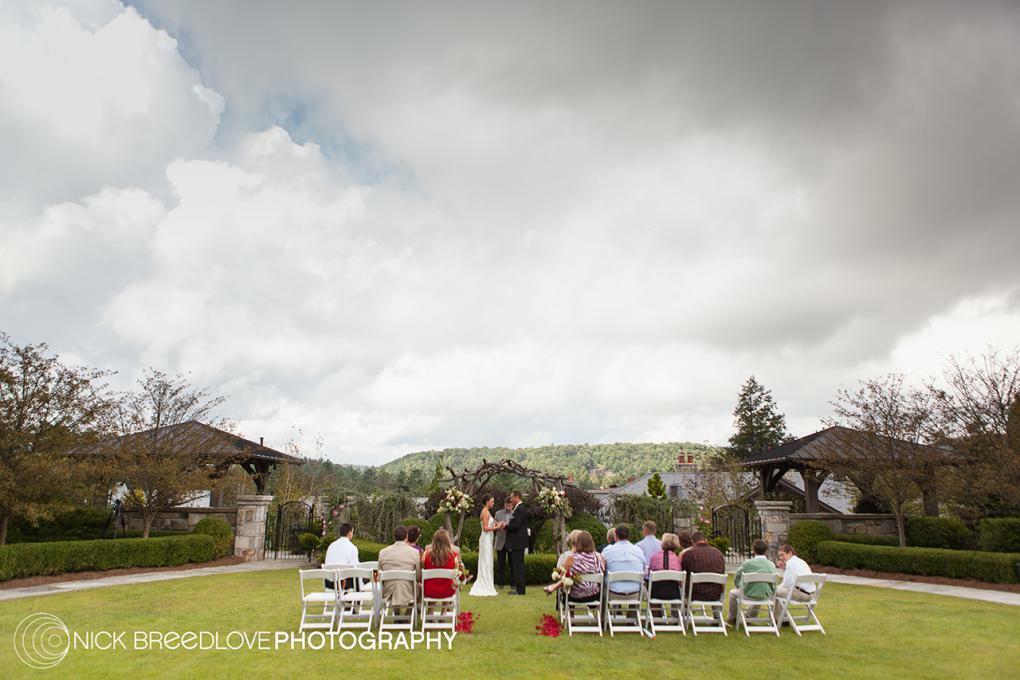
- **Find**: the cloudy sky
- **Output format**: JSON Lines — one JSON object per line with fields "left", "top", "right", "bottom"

{"left": 2, "top": 1, "right": 1018, "bottom": 463}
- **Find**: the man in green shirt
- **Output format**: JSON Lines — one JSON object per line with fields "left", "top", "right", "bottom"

{"left": 726, "top": 539, "right": 778, "bottom": 626}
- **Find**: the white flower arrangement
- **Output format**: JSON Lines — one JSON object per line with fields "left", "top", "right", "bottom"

{"left": 536, "top": 486, "right": 572, "bottom": 518}
{"left": 438, "top": 487, "right": 474, "bottom": 515}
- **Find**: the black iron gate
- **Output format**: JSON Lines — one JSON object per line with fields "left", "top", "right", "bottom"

{"left": 265, "top": 500, "right": 315, "bottom": 560}
{"left": 711, "top": 504, "right": 760, "bottom": 563}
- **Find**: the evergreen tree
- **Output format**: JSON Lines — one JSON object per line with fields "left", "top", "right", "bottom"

{"left": 728, "top": 375, "right": 790, "bottom": 458}
{"left": 647, "top": 472, "right": 667, "bottom": 500}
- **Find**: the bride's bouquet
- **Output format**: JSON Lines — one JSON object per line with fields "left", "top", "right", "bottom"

{"left": 438, "top": 488, "right": 473, "bottom": 515}
{"left": 456, "top": 561, "right": 473, "bottom": 587}
{"left": 536, "top": 486, "right": 572, "bottom": 518}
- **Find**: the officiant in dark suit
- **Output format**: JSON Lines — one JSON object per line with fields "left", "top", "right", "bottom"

{"left": 505, "top": 490, "right": 530, "bottom": 595}
{"left": 494, "top": 498, "right": 513, "bottom": 587}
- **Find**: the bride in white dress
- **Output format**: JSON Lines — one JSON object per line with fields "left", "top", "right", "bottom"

{"left": 469, "top": 495, "right": 503, "bottom": 597}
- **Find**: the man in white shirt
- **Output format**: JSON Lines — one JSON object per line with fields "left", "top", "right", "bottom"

{"left": 324, "top": 523, "right": 359, "bottom": 589}
{"left": 774, "top": 543, "right": 815, "bottom": 604}
{"left": 635, "top": 520, "right": 662, "bottom": 566}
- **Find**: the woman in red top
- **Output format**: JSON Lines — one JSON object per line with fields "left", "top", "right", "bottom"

{"left": 422, "top": 528, "right": 459, "bottom": 598}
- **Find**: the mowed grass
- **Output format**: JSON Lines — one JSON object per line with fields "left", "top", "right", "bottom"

{"left": 1, "top": 569, "right": 1018, "bottom": 680}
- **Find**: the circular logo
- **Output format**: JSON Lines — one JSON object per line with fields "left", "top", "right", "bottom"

{"left": 13, "top": 612, "right": 70, "bottom": 669}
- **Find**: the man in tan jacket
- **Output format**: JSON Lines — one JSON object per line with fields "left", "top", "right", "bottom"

{"left": 378, "top": 525, "right": 420, "bottom": 611}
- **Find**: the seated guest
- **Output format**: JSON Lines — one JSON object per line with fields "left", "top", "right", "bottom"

{"left": 562, "top": 531, "right": 605, "bottom": 603}
{"left": 680, "top": 531, "right": 725, "bottom": 602}
{"left": 601, "top": 525, "right": 646, "bottom": 600}
{"left": 421, "top": 528, "right": 459, "bottom": 599}
{"left": 677, "top": 531, "right": 694, "bottom": 557}
{"left": 647, "top": 533, "right": 684, "bottom": 599}
{"left": 379, "top": 525, "right": 420, "bottom": 612}
{"left": 775, "top": 544, "right": 815, "bottom": 603}
{"left": 544, "top": 530, "right": 581, "bottom": 595}
{"left": 405, "top": 525, "right": 424, "bottom": 553}
{"left": 726, "top": 539, "right": 777, "bottom": 625}
{"left": 323, "top": 523, "right": 358, "bottom": 590}
{"left": 598, "top": 527, "right": 616, "bottom": 553}
{"left": 636, "top": 520, "right": 662, "bottom": 566}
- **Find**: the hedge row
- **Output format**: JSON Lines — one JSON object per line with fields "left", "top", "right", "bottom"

{"left": 833, "top": 534, "right": 899, "bottom": 547}
{"left": 352, "top": 540, "right": 558, "bottom": 584}
{"left": 0, "top": 535, "right": 218, "bottom": 582}
{"left": 815, "top": 540, "right": 1020, "bottom": 584}
{"left": 905, "top": 516, "right": 974, "bottom": 550}
{"left": 979, "top": 518, "right": 1020, "bottom": 553}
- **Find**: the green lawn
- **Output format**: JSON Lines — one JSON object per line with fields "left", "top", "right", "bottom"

{"left": 1, "top": 569, "right": 1018, "bottom": 679}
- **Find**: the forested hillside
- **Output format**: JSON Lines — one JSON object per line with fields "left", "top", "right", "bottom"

{"left": 380, "top": 441, "right": 724, "bottom": 489}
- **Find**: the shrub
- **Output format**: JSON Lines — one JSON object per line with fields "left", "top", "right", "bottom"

{"left": 351, "top": 540, "right": 387, "bottom": 562}
{"left": 460, "top": 550, "right": 558, "bottom": 585}
{"left": 979, "top": 518, "right": 1020, "bottom": 553}
{"left": 567, "top": 512, "right": 608, "bottom": 545}
{"left": 815, "top": 541, "right": 1020, "bottom": 584}
{"left": 458, "top": 516, "right": 482, "bottom": 551}
{"left": 0, "top": 535, "right": 217, "bottom": 582}
{"left": 297, "top": 533, "right": 321, "bottom": 554}
{"left": 789, "top": 520, "right": 834, "bottom": 561}
{"left": 192, "top": 517, "right": 234, "bottom": 558}
{"left": 833, "top": 534, "right": 899, "bottom": 547}
{"left": 708, "top": 536, "right": 731, "bottom": 555}
{"left": 906, "top": 516, "right": 974, "bottom": 550}
{"left": 400, "top": 518, "right": 436, "bottom": 545}
{"left": 610, "top": 494, "right": 674, "bottom": 535}
{"left": 7, "top": 508, "right": 114, "bottom": 543}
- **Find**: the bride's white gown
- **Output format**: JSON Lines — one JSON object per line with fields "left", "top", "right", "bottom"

{"left": 469, "top": 513, "right": 498, "bottom": 597}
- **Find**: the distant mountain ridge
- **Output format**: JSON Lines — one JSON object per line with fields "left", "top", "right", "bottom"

{"left": 380, "top": 441, "right": 725, "bottom": 489}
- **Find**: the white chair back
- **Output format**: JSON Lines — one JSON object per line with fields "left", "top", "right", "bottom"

{"left": 300, "top": 568, "right": 336, "bottom": 599}
{"left": 420, "top": 568, "right": 459, "bottom": 632}
{"left": 298, "top": 569, "right": 339, "bottom": 631}
{"left": 739, "top": 572, "right": 780, "bottom": 602}
{"left": 645, "top": 570, "right": 686, "bottom": 636}
{"left": 565, "top": 572, "right": 604, "bottom": 637}
{"left": 605, "top": 571, "right": 645, "bottom": 637}
{"left": 686, "top": 572, "right": 728, "bottom": 636}
{"left": 378, "top": 569, "right": 418, "bottom": 632}
{"left": 734, "top": 573, "right": 781, "bottom": 637}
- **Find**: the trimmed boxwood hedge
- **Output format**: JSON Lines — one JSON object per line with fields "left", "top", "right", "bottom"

{"left": 833, "top": 533, "right": 899, "bottom": 547}
{"left": 815, "top": 540, "right": 1020, "bottom": 584}
{"left": 0, "top": 535, "right": 218, "bottom": 582}
{"left": 192, "top": 517, "right": 234, "bottom": 558}
{"left": 789, "top": 520, "right": 834, "bottom": 561}
{"left": 906, "top": 516, "right": 974, "bottom": 550}
{"left": 979, "top": 518, "right": 1020, "bottom": 553}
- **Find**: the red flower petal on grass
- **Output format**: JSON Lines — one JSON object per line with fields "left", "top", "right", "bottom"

{"left": 535, "top": 614, "right": 562, "bottom": 637}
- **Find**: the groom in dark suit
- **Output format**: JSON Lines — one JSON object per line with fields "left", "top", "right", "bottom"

{"left": 505, "top": 490, "right": 530, "bottom": 595}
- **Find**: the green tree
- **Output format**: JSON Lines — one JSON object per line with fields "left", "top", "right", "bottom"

{"left": 647, "top": 472, "right": 666, "bottom": 500}
{"left": 728, "top": 375, "right": 790, "bottom": 458}
{"left": 0, "top": 333, "right": 115, "bottom": 544}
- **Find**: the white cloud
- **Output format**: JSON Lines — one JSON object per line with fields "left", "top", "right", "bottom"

{"left": 0, "top": 1, "right": 223, "bottom": 214}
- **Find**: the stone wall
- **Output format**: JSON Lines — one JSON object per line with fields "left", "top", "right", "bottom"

{"left": 122, "top": 506, "right": 238, "bottom": 534}
{"left": 790, "top": 512, "right": 897, "bottom": 536}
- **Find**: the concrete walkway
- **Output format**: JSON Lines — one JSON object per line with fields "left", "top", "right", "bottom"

{"left": 823, "top": 573, "right": 1020, "bottom": 607}
{"left": 2, "top": 560, "right": 1018, "bottom": 607}
{"left": 0, "top": 559, "right": 303, "bottom": 603}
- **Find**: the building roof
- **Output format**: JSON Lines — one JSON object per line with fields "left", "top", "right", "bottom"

{"left": 76, "top": 420, "right": 303, "bottom": 466}
{"left": 740, "top": 427, "right": 839, "bottom": 466}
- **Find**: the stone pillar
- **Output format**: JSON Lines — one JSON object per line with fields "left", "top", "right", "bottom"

{"left": 755, "top": 500, "right": 792, "bottom": 561}
{"left": 234, "top": 495, "right": 273, "bottom": 561}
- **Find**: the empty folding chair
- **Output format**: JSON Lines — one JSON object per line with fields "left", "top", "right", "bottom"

{"left": 378, "top": 569, "right": 418, "bottom": 632}
{"left": 605, "top": 572, "right": 646, "bottom": 636}
{"left": 420, "top": 568, "right": 459, "bottom": 632}
{"left": 644, "top": 570, "right": 687, "bottom": 636}
{"left": 734, "top": 573, "right": 781, "bottom": 636}
{"left": 776, "top": 573, "right": 827, "bottom": 635}
{"left": 686, "top": 572, "right": 728, "bottom": 636}
{"left": 336, "top": 567, "right": 376, "bottom": 631}
{"left": 298, "top": 568, "right": 339, "bottom": 631}
{"left": 565, "top": 572, "right": 604, "bottom": 636}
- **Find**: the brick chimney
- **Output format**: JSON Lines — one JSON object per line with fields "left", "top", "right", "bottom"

{"left": 676, "top": 452, "right": 696, "bottom": 468}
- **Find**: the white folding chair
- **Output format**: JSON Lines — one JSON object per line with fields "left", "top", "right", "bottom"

{"left": 776, "top": 574, "right": 827, "bottom": 635}
{"left": 420, "top": 568, "right": 459, "bottom": 632}
{"left": 686, "top": 572, "right": 728, "bottom": 636}
{"left": 605, "top": 572, "right": 646, "bottom": 636}
{"left": 299, "top": 568, "right": 339, "bottom": 631}
{"left": 378, "top": 569, "right": 418, "bottom": 632}
{"left": 565, "top": 572, "right": 604, "bottom": 636}
{"left": 734, "top": 573, "right": 781, "bottom": 636}
{"left": 336, "top": 567, "right": 376, "bottom": 631}
{"left": 644, "top": 570, "right": 687, "bottom": 636}
{"left": 321, "top": 563, "right": 352, "bottom": 591}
